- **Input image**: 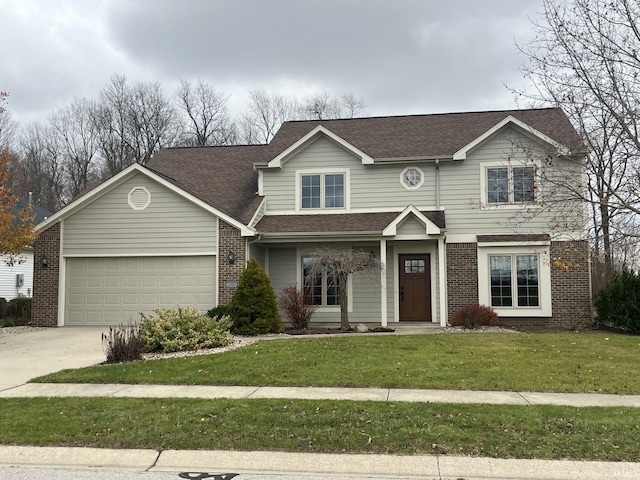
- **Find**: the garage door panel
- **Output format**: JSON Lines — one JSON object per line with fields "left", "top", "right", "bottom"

{"left": 66, "top": 256, "right": 216, "bottom": 325}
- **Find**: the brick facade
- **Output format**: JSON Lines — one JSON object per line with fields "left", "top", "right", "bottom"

{"left": 218, "top": 220, "right": 246, "bottom": 305}
{"left": 446, "top": 240, "right": 592, "bottom": 331}
{"left": 31, "top": 224, "right": 60, "bottom": 327}
{"left": 446, "top": 243, "right": 479, "bottom": 317}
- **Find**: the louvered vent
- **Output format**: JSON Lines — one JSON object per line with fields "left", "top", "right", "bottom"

{"left": 128, "top": 186, "right": 151, "bottom": 211}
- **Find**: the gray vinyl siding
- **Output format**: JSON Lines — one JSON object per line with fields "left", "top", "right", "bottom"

{"left": 262, "top": 136, "right": 437, "bottom": 213}
{"left": 439, "top": 127, "right": 583, "bottom": 236}
{"left": 349, "top": 245, "right": 382, "bottom": 324}
{"left": 397, "top": 216, "right": 427, "bottom": 236}
{"left": 64, "top": 174, "right": 218, "bottom": 256}
{"left": 267, "top": 246, "right": 297, "bottom": 295}
{"left": 250, "top": 244, "right": 266, "bottom": 268}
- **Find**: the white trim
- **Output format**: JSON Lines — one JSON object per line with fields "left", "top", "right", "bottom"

{"left": 477, "top": 240, "right": 550, "bottom": 247}
{"left": 127, "top": 186, "right": 151, "bottom": 211}
{"left": 477, "top": 244, "right": 552, "bottom": 317}
{"left": 261, "top": 205, "right": 444, "bottom": 216}
{"left": 57, "top": 220, "right": 65, "bottom": 326}
{"left": 453, "top": 115, "right": 571, "bottom": 160}
{"left": 383, "top": 205, "right": 441, "bottom": 236}
{"left": 400, "top": 166, "right": 424, "bottom": 190}
{"left": 380, "top": 239, "right": 387, "bottom": 327}
{"left": 438, "top": 236, "right": 448, "bottom": 327}
{"left": 214, "top": 217, "right": 220, "bottom": 308}
{"left": 248, "top": 198, "right": 267, "bottom": 228}
{"left": 267, "top": 125, "right": 375, "bottom": 168}
{"left": 295, "top": 168, "right": 350, "bottom": 213}
{"left": 36, "top": 164, "right": 256, "bottom": 237}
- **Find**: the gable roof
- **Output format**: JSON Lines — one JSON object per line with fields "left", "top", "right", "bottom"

{"left": 146, "top": 144, "right": 268, "bottom": 225}
{"left": 265, "top": 107, "right": 585, "bottom": 162}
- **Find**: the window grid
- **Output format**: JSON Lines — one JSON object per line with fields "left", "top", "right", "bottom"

{"left": 302, "top": 257, "right": 340, "bottom": 306}
{"left": 486, "top": 165, "right": 535, "bottom": 204}
{"left": 300, "top": 173, "right": 345, "bottom": 210}
{"left": 490, "top": 254, "right": 540, "bottom": 308}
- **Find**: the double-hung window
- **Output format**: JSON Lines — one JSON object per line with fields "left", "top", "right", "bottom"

{"left": 300, "top": 173, "right": 345, "bottom": 210}
{"left": 486, "top": 165, "right": 535, "bottom": 205}
{"left": 302, "top": 257, "right": 340, "bottom": 306}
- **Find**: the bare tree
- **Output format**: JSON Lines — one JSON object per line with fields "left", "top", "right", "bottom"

{"left": 298, "top": 90, "right": 367, "bottom": 120}
{"left": 304, "top": 247, "right": 381, "bottom": 331}
{"left": 18, "top": 122, "right": 66, "bottom": 211}
{"left": 176, "top": 78, "right": 236, "bottom": 146}
{"left": 0, "top": 107, "right": 18, "bottom": 152}
{"left": 240, "top": 89, "right": 297, "bottom": 144}
{"left": 514, "top": 0, "right": 640, "bottom": 279}
{"left": 49, "top": 97, "right": 100, "bottom": 200}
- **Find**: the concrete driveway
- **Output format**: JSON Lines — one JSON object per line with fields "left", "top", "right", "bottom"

{"left": 0, "top": 327, "right": 107, "bottom": 391}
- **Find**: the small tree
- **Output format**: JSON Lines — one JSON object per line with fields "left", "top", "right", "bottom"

{"left": 305, "top": 248, "right": 381, "bottom": 331}
{"left": 593, "top": 270, "right": 640, "bottom": 333}
{"left": 227, "top": 259, "right": 281, "bottom": 335}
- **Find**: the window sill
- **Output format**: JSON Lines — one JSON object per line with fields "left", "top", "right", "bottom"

{"left": 492, "top": 307, "right": 551, "bottom": 317}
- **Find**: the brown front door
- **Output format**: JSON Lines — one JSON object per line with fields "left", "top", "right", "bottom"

{"left": 399, "top": 254, "right": 432, "bottom": 321}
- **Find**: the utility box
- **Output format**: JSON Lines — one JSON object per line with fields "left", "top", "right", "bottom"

{"left": 16, "top": 274, "right": 24, "bottom": 288}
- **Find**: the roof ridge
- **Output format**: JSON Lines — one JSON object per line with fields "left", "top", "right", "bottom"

{"left": 282, "top": 107, "right": 562, "bottom": 125}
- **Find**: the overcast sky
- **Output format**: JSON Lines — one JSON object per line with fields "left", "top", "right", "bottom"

{"left": 1, "top": 0, "right": 544, "bottom": 126}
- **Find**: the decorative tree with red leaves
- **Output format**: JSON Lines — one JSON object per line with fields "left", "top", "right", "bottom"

{"left": 0, "top": 92, "right": 34, "bottom": 265}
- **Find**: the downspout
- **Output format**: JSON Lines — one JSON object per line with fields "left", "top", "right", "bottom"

{"left": 435, "top": 159, "right": 440, "bottom": 209}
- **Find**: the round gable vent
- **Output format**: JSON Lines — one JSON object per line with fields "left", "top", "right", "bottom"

{"left": 128, "top": 186, "right": 151, "bottom": 211}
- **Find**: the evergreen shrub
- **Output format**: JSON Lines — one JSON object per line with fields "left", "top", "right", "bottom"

{"left": 594, "top": 270, "right": 640, "bottom": 333}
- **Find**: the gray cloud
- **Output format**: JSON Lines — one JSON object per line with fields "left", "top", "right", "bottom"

{"left": 1, "top": 0, "right": 542, "bottom": 125}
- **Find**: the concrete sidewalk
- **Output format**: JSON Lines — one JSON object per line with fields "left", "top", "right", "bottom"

{"left": 1, "top": 445, "right": 639, "bottom": 480}
{"left": 3, "top": 382, "right": 640, "bottom": 407}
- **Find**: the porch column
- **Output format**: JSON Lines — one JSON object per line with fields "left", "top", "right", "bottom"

{"left": 380, "top": 239, "right": 387, "bottom": 327}
{"left": 438, "top": 236, "right": 447, "bottom": 327}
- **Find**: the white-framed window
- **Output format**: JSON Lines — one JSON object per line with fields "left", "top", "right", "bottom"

{"left": 481, "top": 162, "right": 536, "bottom": 207}
{"left": 477, "top": 246, "right": 551, "bottom": 317}
{"left": 400, "top": 166, "right": 424, "bottom": 190}
{"left": 297, "top": 169, "right": 349, "bottom": 211}
{"left": 302, "top": 256, "right": 340, "bottom": 306}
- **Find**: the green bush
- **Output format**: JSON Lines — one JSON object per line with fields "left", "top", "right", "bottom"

{"left": 450, "top": 304, "right": 499, "bottom": 329}
{"left": 5, "top": 297, "right": 31, "bottom": 324}
{"left": 0, "top": 298, "right": 7, "bottom": 318}
{"left": 102, "top": 323, "right": 144, "bottom": 364}
{"left": 140, "top": 306, "right": 233, "bottom": 353}
{"left": 207, "top": 305, "right": 230, "bottom": 319}
{"left": 594, "top": 270, "right": 640, "bottom": 333}
{"left": 228, "top": 259, "right": 282, "bottom": 336}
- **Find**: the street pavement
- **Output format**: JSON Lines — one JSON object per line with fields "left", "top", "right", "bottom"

{"left": 1, "top": 327, "right": 640, "bottom": 479}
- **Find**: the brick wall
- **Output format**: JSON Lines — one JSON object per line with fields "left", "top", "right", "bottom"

{"left": 218, "top": 220, "right": 246, "bottom": 305}
{"left": 445, "top": 240, "right": 592, "bottom": 331}
{"left": 446, "top": 243, "right": 478, "bottom": 317}
{"left": 31, "top": 223, "right": 60, "bottom": 327}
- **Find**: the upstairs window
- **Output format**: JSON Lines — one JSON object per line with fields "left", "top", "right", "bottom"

{"left": 301, "top": 173, "right": 345, "bottom": 209}
{"left": 486, "top": 165, "right": 535, "bottom": 205}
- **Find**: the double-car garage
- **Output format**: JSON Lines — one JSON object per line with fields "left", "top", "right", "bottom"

{"left": 65, "top": 256, "right": 216, "bottom": 326}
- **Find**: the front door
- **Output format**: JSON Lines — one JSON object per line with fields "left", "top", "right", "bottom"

{"left": 399, "top": 254, "right": 432, "bottom": 321}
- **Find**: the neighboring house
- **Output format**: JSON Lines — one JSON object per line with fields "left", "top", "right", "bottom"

{"left": 32, "top": 108, "right": 592, "bottom": 330}
{"left": 0, "top": 196, "right": 51, "bottom": 300}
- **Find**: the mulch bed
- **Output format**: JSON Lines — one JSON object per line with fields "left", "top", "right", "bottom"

{"left": 282, "top": 326, "right": 396, "bottom": 335}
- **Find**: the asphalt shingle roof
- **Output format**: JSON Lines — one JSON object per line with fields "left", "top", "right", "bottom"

{"left": 145, "top": 108, "right": 583, "bottom": 228}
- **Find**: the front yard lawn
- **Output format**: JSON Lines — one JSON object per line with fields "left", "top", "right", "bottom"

{"left": 34, "top": 332, "right": 640, "bottom": 394}
{"left": 0, "top": 397, "right": 638, "bottom": 461}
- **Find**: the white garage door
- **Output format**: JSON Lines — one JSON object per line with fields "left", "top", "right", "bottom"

{"left": 65, "top": 256, "right": 216, "bottom": 325}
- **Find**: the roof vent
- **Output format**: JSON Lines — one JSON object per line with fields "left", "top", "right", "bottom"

{"left": 128, "top": 186, "right": 151, "bottom": 211}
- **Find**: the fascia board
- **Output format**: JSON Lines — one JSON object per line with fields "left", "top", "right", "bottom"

{"left": 36, "top": 164, "right": 256, "bottom": 237}
{"left": 382, "top": 205, "right": 441, "bottom": 236}
{"left": 452, "top": 115, "right": 571, "bottom": 160}
{"left": 267, "top": 125, "right": 375, "bottom": 168}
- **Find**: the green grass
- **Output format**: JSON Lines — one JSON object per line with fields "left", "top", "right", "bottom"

{"left": 35, "top": 333, "right": 640, "bottom": 393}
{"left": 0, "top": 397, "right": 638, "bottom": 461}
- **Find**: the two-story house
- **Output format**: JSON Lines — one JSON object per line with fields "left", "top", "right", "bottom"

{"left": 31, "top": 108, "right": 592, "bottom": 330}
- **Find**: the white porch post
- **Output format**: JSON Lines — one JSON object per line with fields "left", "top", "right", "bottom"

{"left": 438, "top": 236, "right": 447, "bottom": 327}
{"left": 380, "top": 239, "right": 387, "bottom": 327}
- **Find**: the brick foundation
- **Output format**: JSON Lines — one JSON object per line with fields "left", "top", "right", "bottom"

{"left": 446, "top": 240, "right": 592, "bottom": 331}
{"left": 218, "top": 220, "right": 246, "bottom": 305}
{"left": 31, "top": 224, "right": 60, "bottom": 327}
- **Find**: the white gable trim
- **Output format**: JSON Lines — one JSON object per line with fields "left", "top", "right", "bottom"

{"left": 382, "top": 205, "right": 441, "bottom": 236}
{"left": 36, "top": 164, "right": 256, "bottom": 236}
{"left": 267, "top": 125, "right": 375, "bottom": 168}
{"left": 452, "top": 115, "right": 571, "bottom": 161}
